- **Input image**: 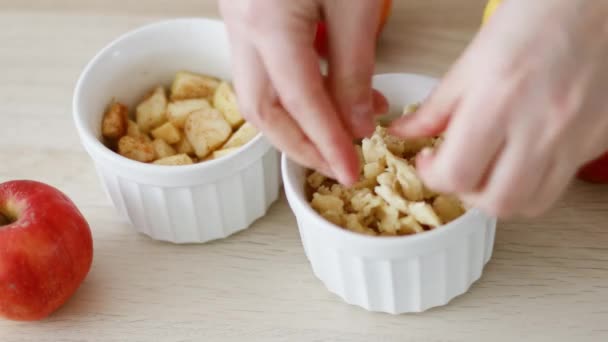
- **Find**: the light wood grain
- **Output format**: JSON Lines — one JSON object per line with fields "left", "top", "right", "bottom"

{"left": 1, "top": 1, "right": 607, "bottom": 341}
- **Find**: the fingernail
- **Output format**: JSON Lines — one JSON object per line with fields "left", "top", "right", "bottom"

{"left": 415, "top": 148, "right": 436, "bottom": 182}
{"left": 335, "top": 168, "right": 359, "bottom": 187}
{"left": 338, "top": 175, "right": 358, "bottom": 187}
{"left": 388, "top": 117, "right": 410, "bottom": 136}
{"left": 416, "top": 148, "right": 434, "bottom": 168}
{"left": 319, "top": 164, "right": 335, "bottom": 179}
{"left": 419, "top": 147, "right": 433, "bottom": 158}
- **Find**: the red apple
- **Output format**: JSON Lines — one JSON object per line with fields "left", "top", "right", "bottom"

{"left": 314, "top": 0, "right": 393, "bottom": 58}
{"left": 577, "top": 151, "right": 608, "bottom": 183}
{"left": 0, "top": 180, "right": 93, "bottom": 321}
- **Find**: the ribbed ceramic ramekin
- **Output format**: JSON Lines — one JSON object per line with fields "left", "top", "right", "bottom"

{"left": 282, "top": 73, "right": 497, "bottom": 313}
{"left": 73, "top": 19, "right": 280, "bottom": 243}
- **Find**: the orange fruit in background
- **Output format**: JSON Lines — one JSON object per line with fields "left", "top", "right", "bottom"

{"left": 482, "top": 0, "right": 502, "bottom": 24}
{"left": 314, "top": 0, "right": 393, "bottom": 58}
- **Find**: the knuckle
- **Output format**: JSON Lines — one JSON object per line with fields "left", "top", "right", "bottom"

{"left": 239, "top": 91, "right": 283, "bottom": 125}
{"left": 280, "top": 83, "right": 327, "bottom": 115}
{"left": 537, "top": 86, "right": 582, "bottom": 150}
{"left": 443, "top": 164, "right": 476, "bottom": 192}
{"left": 239, "top": 101, "right": 265, "bottom": 125}
{"left": 221, "top": 0, "right": 272, "bottom": 35}
{"left": 549, "top": 82, "right": 582, "bottom": 122}
{"left": 489, "top": 193, "right": 516, "bottom": 218}
{"left": 279, "top": 92, "right": 307, "bottom": 114}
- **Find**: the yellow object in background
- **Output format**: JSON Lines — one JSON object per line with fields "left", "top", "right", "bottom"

{"left": 483, "top": 0, "right": 502, "bottom": 24}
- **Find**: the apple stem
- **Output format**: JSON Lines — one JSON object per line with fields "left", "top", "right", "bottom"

{"left": 0, "top": 211, "right": 15, "bottom": 226}
{"left": 0, "top": 199, "right": 21, "bottom": 227}
{"left": 0, "top": 213, "right": 8, "bottom": 226}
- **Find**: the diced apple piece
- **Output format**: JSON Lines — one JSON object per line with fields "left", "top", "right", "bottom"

{"left": 408, "top": 202, "right": 442, "bottom": 228}
{"left": 173, "top": 134, "right": 194, "bottom": 155}
{"left": 213, "top": 82, "right": 244, "bottom": 128}
{"left": 222, "top": 122, "right": 258, "bottom": 149}
{"left": 127, "top": 120, "right": 147, "bottom": 140}
{"left": 399, "top": 216, "right": 424, "bottom": 234}
{"left": 152, "top": 138, "right": 177, "bottom": 159}
{"left": 184, "top": 108, "right": 232, "bottom": 158}
{"left": 118, "top": 136, "right": 156, "bottom": 162}
{"left": 167, "top": 99, "right": 210, "bottom": 128}
{"left": 432, "top": 195, "right": 465, "bottom": 223}
{"left": 151, "top": 122, "right": 181, "bottom": 145}
{"left": 136, "top": 86, "right": 168, "bottom": 132}
{"left": 170, "top": 71, "right": 220, "bottom": 101}
{"left": 153, "top": 154, "right": 194, "bottom": 166}
{"left": 211, "top": 147, "right": 239, "bottom": 160}
{"left": 102, "top": 102, "right": 128, "bottom": 140}
{"left": 363, "top": 161, "right": 384, "bottom": 180}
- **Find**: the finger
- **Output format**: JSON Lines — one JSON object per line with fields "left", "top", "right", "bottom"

{"left": 372, "top": 89, "right": 389, "bottom": 115}
{"left": 324, "top": 0, "right": 383, "bottom": 138}
{"left": 389, "top": 58, "right": 466, "bottom": 138}
{"left": 227, "top": 35, "right": 334, "bottom": 178}
{"left": 520, "top": 159, "right": 577, "bottom": 217}
{"left": 389, "top": 98, "right": 453, "bottom": 138}
{"left": 468, "top": 142, "right": 549, "bottom": 218}
{"left": 255, "top": 27, "right": 359, "bottom": 185}
{"left": 322, "top": 77, "right": 387, "bottom": 116}
{"left": 416, "top": 91, "right": 508, "bottom": 193}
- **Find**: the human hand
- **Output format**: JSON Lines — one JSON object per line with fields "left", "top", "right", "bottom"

{"left": 219, "top": 0, "right": 388, "bottom": 185}
{"left": 390, "top": 0, "right": 608, "bottom": 217}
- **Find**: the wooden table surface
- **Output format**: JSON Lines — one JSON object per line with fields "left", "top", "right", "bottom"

{"left": 1, "top": 1, "right": 607, "bottom": 341}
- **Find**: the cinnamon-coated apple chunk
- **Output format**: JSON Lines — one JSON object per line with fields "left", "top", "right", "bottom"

{"left": 118, "top": 136, "right": 156, "bottom": 162}
{"left": 151, "top": 122, "right": 181, "bottom": 145}
{"left": 211, "top": 147, "right": 239, "bottom": 160}
{"left": 153, "top": 154, "right": 194, "bottom": 166}
{"left": 221, "top": 122, "right": 258, "bottom": 149}
{"left": 102, "top": 71, "right": 261, "bottom": 166}
{"left": 152, "top": 138, "right": 177, "bottom": 159}
{"left": 173, "top": 134, "right": 194, "bottom": 155}
{"left": 184, "top": 108, "right": 232, "bottom": 158}
{"left": 170, "top": 71, "right": 220, "bottom": 101}
{"left": 167, "top": 98, "right": 210, "bottom": 128}
{"left": 101, "top": 102, "right": 128, "bottom": 140}
{"left": 136, "top": 86, "right": 167, "bottom": 132}
{"left": 126, "top": 119, "right": 149, "bottom": 141}
{"left": 213, "top": 82, "right": 244, "bottom": 128}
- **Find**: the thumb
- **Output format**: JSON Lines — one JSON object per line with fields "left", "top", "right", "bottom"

{"left": 389, "top": 61, "right": 465, "bottom": 138}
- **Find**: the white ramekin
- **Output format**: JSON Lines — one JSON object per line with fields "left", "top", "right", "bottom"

{"left": 283, "top": 73, "right": 497, "bottom": 313}
{"left": 73, "top": 19, "right": 280, "bottom": 243}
